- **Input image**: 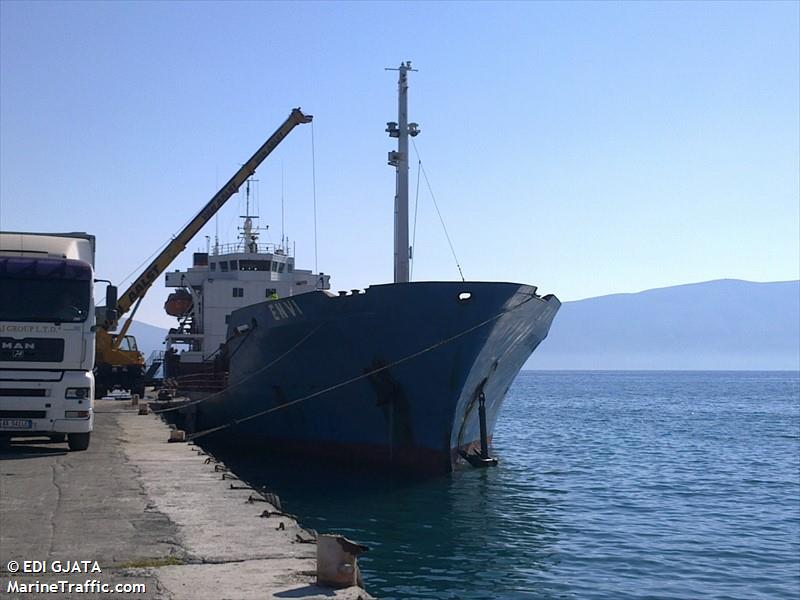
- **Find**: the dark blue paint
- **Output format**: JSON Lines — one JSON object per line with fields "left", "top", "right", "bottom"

{"left": 197, "top": 281, "right": 559, "bottom": 471}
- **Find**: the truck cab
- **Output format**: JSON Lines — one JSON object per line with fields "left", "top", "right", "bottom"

{"left": 0, "top": 232, "right": 98, "bottom": 451}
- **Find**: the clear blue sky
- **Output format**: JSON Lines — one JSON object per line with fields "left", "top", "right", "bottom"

{"left": 1, "top": 1, "right": 798, "bottom": 328}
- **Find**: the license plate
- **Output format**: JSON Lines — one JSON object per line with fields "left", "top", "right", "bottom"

{"left": 0, "top": 419, "right": 33, "bottom": 430}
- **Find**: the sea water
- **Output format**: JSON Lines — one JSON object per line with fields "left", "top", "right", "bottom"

{"left": 214, "top": 371, "right": 800, "bottom": 599}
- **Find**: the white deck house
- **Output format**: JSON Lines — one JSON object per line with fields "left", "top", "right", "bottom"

{"left": 163, "top": 222, "right": 330, "bottom": 374}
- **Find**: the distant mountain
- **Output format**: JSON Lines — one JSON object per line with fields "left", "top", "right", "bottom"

{"left": 123, "top": 320, "right": 168, "bottom": 360}
{"left": 527, "top": 279, "right": 800, "bottom": 370}
{"left": 123, "top": 279, "right": 800, "bottom": 371}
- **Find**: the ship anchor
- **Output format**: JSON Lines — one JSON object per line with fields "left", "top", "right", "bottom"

{"left": 460, "top": 381, "right": 499, "bottom": 468}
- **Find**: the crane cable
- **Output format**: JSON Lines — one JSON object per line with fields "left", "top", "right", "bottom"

{"left": 184, "top": 292, "right": 538, "bottom": 441}
{"left": 113, "top": 235, "right": 173, "bottom": 295}
{"left": 411, "top": 139, "right": 465, "bottom": 282}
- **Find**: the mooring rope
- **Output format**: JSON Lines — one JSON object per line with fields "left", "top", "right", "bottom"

{"left": 185, "top": 292, "right": 539, "bottom": 441}
{"left": 153, "top": 323, "right": 323, "bottom": 415}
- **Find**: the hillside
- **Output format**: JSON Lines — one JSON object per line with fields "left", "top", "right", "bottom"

{"left": 124, "top": 320, "right": 169, "bottom": 360}
{"left": 527, "top": 279, "right": 800, "bottom": 370}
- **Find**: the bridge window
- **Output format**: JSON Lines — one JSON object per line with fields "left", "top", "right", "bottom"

{"left": 220, "top": 262, "right": 228, "bottom": 272}
{"left": 278, "top": 262, "right": 285, "bottom": 273}
{"left": 210, "top": 262, "right": 216, "bottom": 272}
{"left": 265, "top": 288, "right": 277, "bottom": 298}
{"left": 230, "top": 260, "right": 238, "bottom": 271}
{"left": 240, "top": 260, "right": 271, "bottom": 272}
{"left": 232, "top": 287, "right": 244, "bottom": 298}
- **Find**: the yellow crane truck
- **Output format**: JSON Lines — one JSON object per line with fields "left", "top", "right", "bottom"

{"left": 94, "top": 108, "right": 313, "bottom": 398}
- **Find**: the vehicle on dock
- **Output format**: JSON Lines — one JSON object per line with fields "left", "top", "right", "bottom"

{"left": 94, "top": 326, "right": 146, "bottom": 399}
{"left": 0, "top": 231, "right": 117, "bottom": 450}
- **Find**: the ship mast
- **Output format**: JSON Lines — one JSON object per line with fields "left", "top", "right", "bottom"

{"left": 386, "top": 61, "right": 420, "bottom": 284}
{"left": 239, "top": 177, "right": 262, "bottom": 254}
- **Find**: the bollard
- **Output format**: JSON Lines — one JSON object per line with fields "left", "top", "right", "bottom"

{"left": 168, "top": 429, "right": 186, "bottom": 443}
{"left": 131, "top": 394, "right": 139, "bottom": 407}
{"left": 138, "top": 403, "right": 149, "bottom": 415}
{"left": 316, "top": 534, "right": 368, "bottom": 588}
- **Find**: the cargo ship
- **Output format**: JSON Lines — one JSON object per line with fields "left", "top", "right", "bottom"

{"left": 163, "top": 62, "right": 560, "bottom": 472}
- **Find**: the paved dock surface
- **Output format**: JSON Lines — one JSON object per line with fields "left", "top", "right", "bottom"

{"left": 0, "top": 399, "right": 372, "bottom": 599}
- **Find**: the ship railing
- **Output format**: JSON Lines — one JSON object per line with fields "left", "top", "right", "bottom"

{"left": 212, "top": 242, "right": 291, "bottom": 256}
{"left": 174, "top": 370, "right": 228, "bottom": 393}
{"left": 144, "top": 351, "right": 165, "bottom": 382}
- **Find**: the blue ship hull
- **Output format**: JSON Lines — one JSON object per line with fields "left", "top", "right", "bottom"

{"left": 195, "top": 281, "right": 559, "bottom": 473}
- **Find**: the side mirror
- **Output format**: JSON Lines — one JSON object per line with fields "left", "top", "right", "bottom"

{"left": 106, "top": 285, "right": 118, "bottom": 310}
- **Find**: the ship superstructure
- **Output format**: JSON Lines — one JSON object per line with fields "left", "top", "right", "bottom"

{"left": 163, "top": 182, "right": 329, "bottom": 378}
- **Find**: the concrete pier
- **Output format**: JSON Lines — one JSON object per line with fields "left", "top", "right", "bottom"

{"left": 0, "top": 398, "right": 372, "bottom": 599}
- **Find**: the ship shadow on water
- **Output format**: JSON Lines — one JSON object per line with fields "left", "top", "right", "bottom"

{"left": 200, "top": 439, "right": 566, "bottom": 600}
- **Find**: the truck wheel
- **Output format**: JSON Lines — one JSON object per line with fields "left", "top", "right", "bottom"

{"left": 49, "top": 433, "right": 66, "bottom": 443}
{"left": 67, "top": 432, "right": 91, "bottom": 451}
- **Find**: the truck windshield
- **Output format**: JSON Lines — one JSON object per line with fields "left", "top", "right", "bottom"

{"left": 0, "top": 257, "right": 92, "bottom": 323}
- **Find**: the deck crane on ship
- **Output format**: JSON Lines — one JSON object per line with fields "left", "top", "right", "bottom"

{"left": 93, "top": 108, "right": 313, "bottom": 398}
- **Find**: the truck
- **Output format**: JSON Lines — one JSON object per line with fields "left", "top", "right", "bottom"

{"left": 0, "top": 231, "right": 117, "bottom": 451}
